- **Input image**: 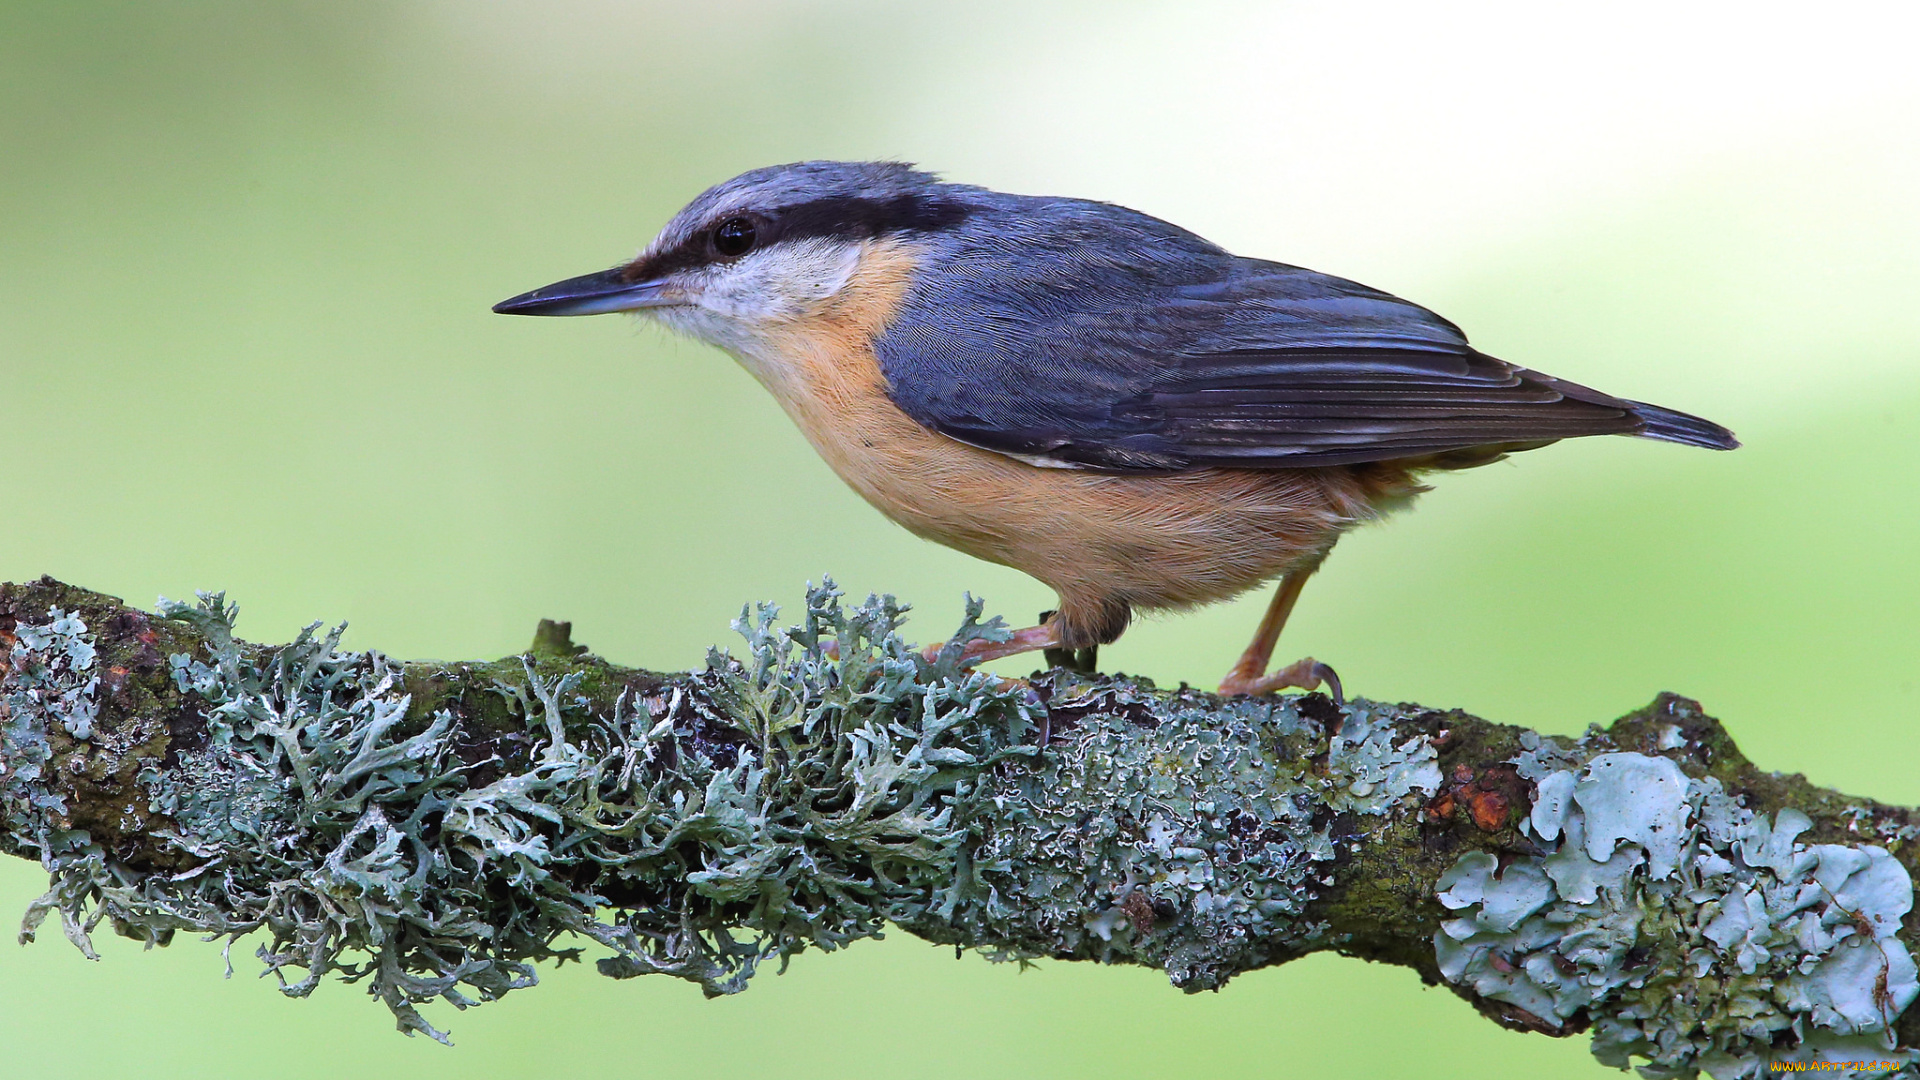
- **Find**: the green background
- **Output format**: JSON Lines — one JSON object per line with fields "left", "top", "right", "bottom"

{"left": 3, "top": 2, "right": 1917, "bottom": 1075}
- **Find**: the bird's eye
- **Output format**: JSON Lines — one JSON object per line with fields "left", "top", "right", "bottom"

{"left": 712, "top": 216, "right": 756, "bottom": 257}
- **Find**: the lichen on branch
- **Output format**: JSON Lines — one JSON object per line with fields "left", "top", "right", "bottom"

{"left": 3, "top": 579, "right": 1047, "bottom": 1041}
{"left": 1439, "top": 747, "right": 1918, "bottom": 1075}
{"left": 1, "top": 576, "right": 1917, "bottom": 1078}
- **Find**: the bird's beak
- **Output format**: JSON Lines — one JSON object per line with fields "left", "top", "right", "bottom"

{"left": 492, "top": 267, "right": 679, "bottom": 316}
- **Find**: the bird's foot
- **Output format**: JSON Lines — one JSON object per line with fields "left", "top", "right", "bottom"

{"left": 1036, "top": 610, "right": 1098, "bottom": 674}
{"left": 1218, "top": 656, "right": 1344, "bottom": 706}
{"left": 1042, "top": 644, "right": 1099, "bottom": 674}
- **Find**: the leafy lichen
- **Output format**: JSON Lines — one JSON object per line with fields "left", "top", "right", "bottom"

{"left": 1437, "top": 745, "right": 1919, "bottom": 1078}
{"left": 3, "top": 584, "right": 1043, "bottom": 1041}
{"left": 1, "top": 608, "right": 98, "bottom": 954}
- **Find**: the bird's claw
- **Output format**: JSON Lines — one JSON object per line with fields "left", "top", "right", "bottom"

{"left": 1218, "top": 656, "right": 1344, "bottom": 707}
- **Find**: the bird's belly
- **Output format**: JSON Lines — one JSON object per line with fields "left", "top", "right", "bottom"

{"left": 779, "top": 376, "right": 1406, "bottom": 613}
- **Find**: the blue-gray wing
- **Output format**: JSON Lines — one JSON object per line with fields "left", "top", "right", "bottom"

{"left": 876, "top": 198, "right": 1733, "bottom": 471}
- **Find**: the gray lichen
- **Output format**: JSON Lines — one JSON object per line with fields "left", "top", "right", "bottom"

{"left": 4, "top": 575, "right": 1916, "bottom": 1075}
{"left": 1, "top": 608, "right": 97, "bottom": 937}
{"left": 920, "top": 692, "right": 1440, "bottom": 988}
{"left": 1438, "top": 742, "right": 1919, "bottom": 1077}
{"left": 0, "top": 582, "right": 1448, "bottom": 1039}
{"left": 4, "top": 585, "right": 1047, "bottom": 1040}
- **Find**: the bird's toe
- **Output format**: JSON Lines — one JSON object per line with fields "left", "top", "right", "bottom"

{"left": 1218, "top": 655, "right": 1343, "bottom": 706}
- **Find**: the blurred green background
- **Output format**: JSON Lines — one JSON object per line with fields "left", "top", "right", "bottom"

{"left": 3, "top": 2, "right": 1917, "bottom": 1076}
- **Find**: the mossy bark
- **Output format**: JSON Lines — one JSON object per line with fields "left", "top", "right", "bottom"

{"left": 2, "top": 576, "right": 1915, "bottom": 1072}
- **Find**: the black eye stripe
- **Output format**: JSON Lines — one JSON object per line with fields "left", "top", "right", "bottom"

{"left": 624, "top": 194, "right": 974, "bottom": 282}
{"left": 770, "top": 194, "right": 973, "bottom": 244}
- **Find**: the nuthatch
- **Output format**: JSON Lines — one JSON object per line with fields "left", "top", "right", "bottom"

{"left": 495, "top": 161, "right": 1736, "bottom": 699}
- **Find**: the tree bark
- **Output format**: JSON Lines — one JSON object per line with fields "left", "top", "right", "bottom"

{"left": 1, "top": 576, "right": 1914, "bottom": 1078}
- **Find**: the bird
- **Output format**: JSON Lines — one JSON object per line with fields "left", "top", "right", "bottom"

{"left": 493, "top": 161, "right": 1737, "bottom": 701}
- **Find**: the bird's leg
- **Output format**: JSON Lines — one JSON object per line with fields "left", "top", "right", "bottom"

{"left": 1223, "top": 568, "right": 1311, "bottom": 685}
{"left": 922, "top": 621, "right": 1063, "bottom": 667}
{"left": 1218, "top": 566, "right": 1343, "bottom": 704}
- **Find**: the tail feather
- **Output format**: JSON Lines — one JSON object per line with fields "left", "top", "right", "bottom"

{"left": 1627, "top": 401, "right": 1739, "bottom": 450}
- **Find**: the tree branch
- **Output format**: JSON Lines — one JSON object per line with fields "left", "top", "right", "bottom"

{"left": 1, "top": 576, "right": 1915, "bottom": 1077}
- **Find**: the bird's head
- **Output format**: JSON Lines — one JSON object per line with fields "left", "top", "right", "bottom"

{"left": 494, "top": 161, "right": 974, "bottom": 362}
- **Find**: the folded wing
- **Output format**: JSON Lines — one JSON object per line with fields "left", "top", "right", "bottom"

{"left": 877, "top": 203, "right": 1736, "bottom": 473}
